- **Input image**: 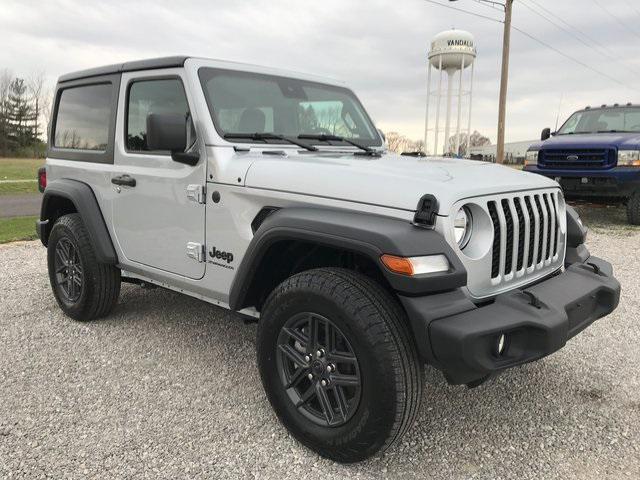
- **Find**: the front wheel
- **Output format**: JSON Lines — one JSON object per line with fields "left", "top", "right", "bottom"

{"left": 257, "top": 268, "right": 423, "bottom": 463}
{"left": 47, "top": 213, "right": 121, "bottom": 321}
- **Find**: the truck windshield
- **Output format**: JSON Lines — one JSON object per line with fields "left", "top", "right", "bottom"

{"left": 198, "top": 68, "right": 382, "bottom": 147}
{"left": 557, "top": 107, "right": 640, "bottom": 135}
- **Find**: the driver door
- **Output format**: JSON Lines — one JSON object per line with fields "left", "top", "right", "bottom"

{"left": 111, "top": 71, "right": 206, "bottom": 280}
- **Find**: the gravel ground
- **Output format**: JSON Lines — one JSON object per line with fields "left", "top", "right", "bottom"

{"left": 1, "top": 229, "right": 639, "bottom": 479}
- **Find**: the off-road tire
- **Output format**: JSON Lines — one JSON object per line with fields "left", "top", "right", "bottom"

{"left": 47, "top": 213, "right": 121, "bottom": 321}
{"left": 627, "top": 191, "right": 640, "bottom": 225}
{"left": 257, "top": 267, "right": 423, "bottom": 463}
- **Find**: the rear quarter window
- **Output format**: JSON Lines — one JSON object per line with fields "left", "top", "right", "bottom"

{"left": 54, "top": 84, "right": 112, "bottom": 150}
{"left": 49, "top": 73, "right": 120, "bottom": 164}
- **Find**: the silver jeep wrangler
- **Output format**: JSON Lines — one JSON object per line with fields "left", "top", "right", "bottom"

{"left": 37, "top": 56, "right": 620, "bottom": 463}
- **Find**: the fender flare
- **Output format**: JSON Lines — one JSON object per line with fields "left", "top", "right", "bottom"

{"left": 39, "top": 179, "right": 118, "bottom": 264}
{"left": 229, "top": 207, "right": 467, "bottom": 311}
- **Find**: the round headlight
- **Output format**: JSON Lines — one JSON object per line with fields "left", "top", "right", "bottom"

{"left": 453, "top": 206, "right": 472, "bottom": 249}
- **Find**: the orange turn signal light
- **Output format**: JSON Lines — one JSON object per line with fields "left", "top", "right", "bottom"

{"left": 380, "top": 254, "right": 414, "bottom": 276}
{"left": 380, "top": 254, "right": 450, "bottom": 276}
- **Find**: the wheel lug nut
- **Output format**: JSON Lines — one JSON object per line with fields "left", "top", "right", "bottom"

{"left": 326, "top": 364, "right": 335, "bottom": 373}
{"left": 304, "top": 355, "right": 312, "bottom": 362}
{"left": 307, "top": 373, "right": 313, "bottom": 380}
{"left": 320, "top": 379, "right": 328, "bottom": 387}
{"left": 316, "top": 349, "right": 325, "bottom": 358}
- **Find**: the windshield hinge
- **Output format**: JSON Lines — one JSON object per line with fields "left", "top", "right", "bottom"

{"left": 186, "top": 184, "right": 206, "bottom": 204}
{"left": 413, "top": 194, "right": 439, "bottom": 229}
{"left": 186, "top": 242, "right": 205, "bottom": 263}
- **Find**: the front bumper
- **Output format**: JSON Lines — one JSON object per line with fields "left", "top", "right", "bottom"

{"left": 523, "top": 166, "right": 640, "bottom": 198}
{"left": 400, "top": 255, "right": 620, "bottom": 385}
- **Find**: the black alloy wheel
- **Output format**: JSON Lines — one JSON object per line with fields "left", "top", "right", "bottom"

{"left": 53, "top": 237, "right": 84, "bottom": 303}
{"left": 276, "top": 312, "right": 361, "bottom": 427}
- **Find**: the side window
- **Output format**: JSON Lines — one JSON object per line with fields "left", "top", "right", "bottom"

{"left": 54, "top": 83, "right": 112, "bottom": 150}
{"left": 126, "top": 78, "right": 189, "bottom": 151}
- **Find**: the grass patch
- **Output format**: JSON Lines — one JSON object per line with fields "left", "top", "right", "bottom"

{"left": 0, "top": 157, "right": 43, "bottom": 181}
{"left": 0, "top": 216, "right": 38, "bottom": 244}
{"left": 0, "top": 181, "right": 38, "bottom": 195}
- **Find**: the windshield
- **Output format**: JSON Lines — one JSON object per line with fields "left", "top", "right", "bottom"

{"left": 557, "top": 107, "right": 640, "bottom": 134}
{"left": 198, "top": 68, "right": 382, "bottom": 147}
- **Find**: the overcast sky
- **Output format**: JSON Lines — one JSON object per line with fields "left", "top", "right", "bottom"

{"left": 1, "top": 0, "right": 639, "bottom": 144}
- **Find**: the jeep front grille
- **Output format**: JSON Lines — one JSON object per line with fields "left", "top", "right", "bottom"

{"left": 450, "top": 188, "right": 566, "bottom": 299}
{"left": 488, "top": 191, "right": 562, "bottom": 280}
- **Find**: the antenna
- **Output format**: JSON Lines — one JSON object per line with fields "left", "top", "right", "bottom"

{"left": 554, "top": 93, "right": 564, "bottom": 132}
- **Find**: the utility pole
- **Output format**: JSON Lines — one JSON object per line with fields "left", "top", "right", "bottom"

{"left": 496, "top": 0, "right": 513, "bottom": 164}
{"left": 449, "top": 0, "right": 513, "bottom": 164}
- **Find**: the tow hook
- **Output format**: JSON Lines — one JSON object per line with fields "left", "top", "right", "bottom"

{"left": 586, "top": 262, "right": 601, "bottom": 275}
{"left": 523, "top": 291, "right": 542, "bottom": 309}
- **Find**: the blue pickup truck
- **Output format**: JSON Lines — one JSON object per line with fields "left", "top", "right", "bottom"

{"left": 524, "top": 104, "right": 640, "bottom": 225}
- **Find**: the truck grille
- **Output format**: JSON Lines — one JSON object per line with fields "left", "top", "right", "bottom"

{"left": 487, "top": 191, "right": 562, "bottom": 280}
{"left": 538, "top": 148, "right": 615, "bottom": 169}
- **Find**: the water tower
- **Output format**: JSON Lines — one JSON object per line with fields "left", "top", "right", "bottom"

{"left": 424, "top": 29, "right": 476, "bottom": 156}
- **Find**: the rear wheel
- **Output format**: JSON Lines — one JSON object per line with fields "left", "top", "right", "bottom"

{"left": 627, "top": 191, "right": 640, "bottom": 225}
{"left": 257, "top": 268, "right": 423, "bottom": 463}
{"left": 47, "top": 214, "right": 121, "bottom": 321}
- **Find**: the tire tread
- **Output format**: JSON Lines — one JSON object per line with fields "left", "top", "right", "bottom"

{"left": 48, "top": 214, "right": 120, "bottom": 320}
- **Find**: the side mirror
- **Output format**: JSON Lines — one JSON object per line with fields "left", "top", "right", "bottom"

{"left": 377, "top": 128, "right": 386, "bottom": 142}
{"left": 146, "top": 113, "right": 199, "bottom": 166}
{"left": 541, "top": 127, "right": 551, "bottom": 141}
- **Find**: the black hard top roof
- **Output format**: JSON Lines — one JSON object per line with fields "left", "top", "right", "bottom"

{"left": 58, "top": 56, "right": 190, "bottom": 83}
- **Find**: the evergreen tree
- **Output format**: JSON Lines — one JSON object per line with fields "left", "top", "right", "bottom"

{"left": 6, "top": 78, "right": 37, "bottom": 150}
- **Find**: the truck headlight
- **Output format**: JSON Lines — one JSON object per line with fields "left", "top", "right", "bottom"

{"left": 524, "top": 150, "right": 539, "bottom": 166}
{"left": 453, "top": 206, "right": 473, "bottom": 249}
{"left": 617, "top": 150, "right": 640, "bottom": 166}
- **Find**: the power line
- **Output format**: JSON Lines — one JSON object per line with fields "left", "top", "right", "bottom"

{"left": 622, "top": 0, "right": 640, "bottom": 17}
{"left": 421, "top": 0, "right": 640, "bottom": 92}
{"left": 526, "top": 0, "right": 623, "bottom": 57}
{"left": 519, "top": 0, "right": 601, "bottom": 49}
{"left": 471, "top": 0, "right": 504, "bottom": 13}
{"left": 590, "top": 0, "right": 640, "bottom": 41}
{"left": 511, "top": 25, "right": 639, "bottom": 92}
{"left": 421, "top": 0, "right": 503, "bottom": 23}
{"left": 520, "top": 0, "right": 640, "bottom": 76}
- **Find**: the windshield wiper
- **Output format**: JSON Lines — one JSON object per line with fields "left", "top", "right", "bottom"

{"left": 224, "top": 132, "right": 318, "bottom": 151}
{"left": 298, "top": 134, "right": 380, "bottom": 156}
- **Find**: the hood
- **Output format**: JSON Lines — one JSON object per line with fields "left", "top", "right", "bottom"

{"left": 530, "top": 132, "right": 640, "bottom": 151}
{"left": 244, "top": 151, "right": 557, "bottom": 215}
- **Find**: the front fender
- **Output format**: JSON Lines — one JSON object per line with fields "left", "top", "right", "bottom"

{"left": 229, "top": 207, "right": 467, "bottom": 311}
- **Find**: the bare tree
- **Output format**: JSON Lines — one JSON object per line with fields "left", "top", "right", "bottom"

{"left": 383, "top": 131, "right": 425, "bottom": 154}
{"left": 383, "top": 131, "right": 408, "bottom": 153}
{"left": 0, "top": 69, "right": 13, "bottom": 155}
{"left": 28, "top": 72, "right": 49, "bottom": 142}
{"left": 448, "top": 130, "right": 491, "bottom": 156}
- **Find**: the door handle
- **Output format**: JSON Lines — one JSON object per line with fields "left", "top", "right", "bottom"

{"left": 111, "top": 175, "right": 136, "bottom": 187}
